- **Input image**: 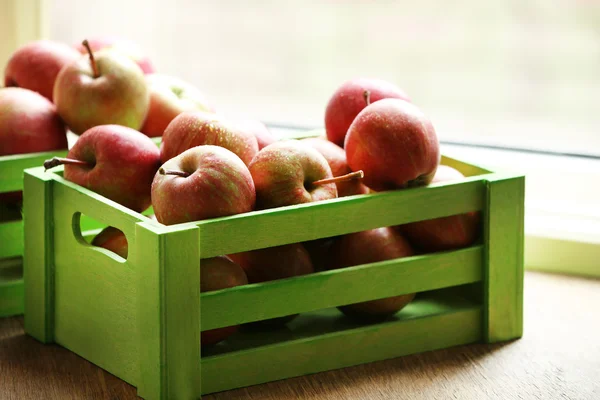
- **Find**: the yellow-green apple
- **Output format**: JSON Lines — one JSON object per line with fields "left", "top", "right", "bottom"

{"left": 237, "top": 119, "right": 276, "bottom": 150}
{"left": 324, "top": 78, "right": 411, "bottom": 147}
{"left": 73, "top": 37, "right": 155, "bottom": 74}
{"left": 91, "top": 226, "right": 128, "bottom": 258}
{"left": 0, "top": 87, "right": 68, "bottom": 204}
{"left": 228, "top": 243, "right": 314, "bottom": 326}
{"left": 397, "top": 165, "right": 481, "bottom": 252}
{"left": 345, "top": 98, "right": 440, "bottom": 191}
{"left": 151, "top": 145, "right": 256, "bottom": 225}
{"left": 160, "top": 111, "right": 258, "bottom": 166}
{"left": 301, "top": 137, "right": 369, "bottom": 197}
{"left": 248, "top": 140, "right": 364, "bottom": 210}
{"left": 327, "top": 227, "right": 416, "bottom": 321}
{"left": 200, "top": 256, "right": 249, "bottom": 346}
{"left": 43, "top": 124, "right": 160, "bottom": 213}
{"left": 53, "top": 40, "right": 149, "bottom": 135}
{"left": 4, "top": 40, "right": 80, "bottom": 102}
{"left": 140, "top": 73, "right": 216, "bottom": 137}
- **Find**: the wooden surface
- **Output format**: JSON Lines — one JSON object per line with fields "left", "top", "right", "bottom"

{"left": 2, "top": 270, "right": 599, "bottom": 399}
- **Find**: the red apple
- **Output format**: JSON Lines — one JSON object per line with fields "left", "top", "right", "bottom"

{"left": 53, "top": 40, "right": 149, "bottom": 135}
{"left": 73, "top": 37, "right": 155, "bottom": 74}
{"left": 397, "top": 165, "right": 481, "bottom": 252}
{"left": 151, "top": 145, "right": 256, "bottom": 225}
{"left": 43, "top": 124, "right": 161, "bottom": 213}
{"left": 345, "top": 98, "right": 440, "bottom": 191}
{"left": 201, "top": 256, "right": 249, "bottom": 346}
{"left": 328, "top": 227, "right": 417, "bottom": 321}
{"left": 4, "top": 40, "right": 81, "bottom": 102}
{"left": 248, "top": 140, "right": 353, "bottom": 210}
{"left": 91, "top": 226, "right": 128, "bottom": 259}
{"left": 0, "top": 87, "right": 68, "bottom": 204}
{"left": 160, "top": 111, "right": 258, "bottom": 166}
{"left": 228, "top": 243, "right": 314, "bottom": 326}
{"left": 140, "top": 74, "right": 216, "bottom": 138}
{"left": 324, "top": 78, "right": 411, "bottom": 147}
{"left": 301, "top": 137, "right": 369, "bottom": 197}
{"left": 237, "top": 119, "right": 276, "bottom": 150}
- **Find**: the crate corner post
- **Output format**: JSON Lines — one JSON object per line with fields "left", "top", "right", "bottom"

{"left": 136, "top": 222, "right": 202, "bottom": 400}
{"left": 483, "top": 173, "right": 526, "bottom": 343}
{"left": 22, "top": 166, "right": 56, "bottom": 343}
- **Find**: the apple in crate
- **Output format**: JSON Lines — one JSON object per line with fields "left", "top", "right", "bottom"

{"left": 151, "top": 145, "right": 256, "bottom": 225}
{"left": 228, "top": 243, "right": 314, "bottom": 327}
{"left": 0, "top": 87, "right": 68, "bottom": 204}
{"left": 345, "top": 98, "right": 440, "bottom": 191}
{"left": 91, "top": 226, "right": 128, "bottom": 258}
{"left": 327, "top": 227, "right": 416, "bottom": 321}
{"left": 53, "top": 40, "right": 149, "bottom": 135}
{"left": 4, "top": 40, "right": 81, "bottom": 102}
{"left": 160, "top": 111, "right": 258, "bottom": 166}
{"left": 73, "top": 36, "right": 155, "bottom": 74}
{"left": 324, "top": 77, "right": 411, "bottom": 147}
{"left": 249, "top": 140, "right": 365, "bottom": 210}
{"left": 140, "top": 74, "right": 216, "bottom": 138}
{"left": 43, "top": 125, "right": 160, "bottom": 213}
{"left": 201, "top": 256, "right": 249, "bottom": 346}
{"left": 397, "top": 165, "right": 481, "bottom": 252}
{"left": 301, "top": 137, "right": 369, "bottom": 197}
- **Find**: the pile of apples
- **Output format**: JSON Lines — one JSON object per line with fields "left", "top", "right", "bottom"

{"left": 0, "top": 38, "right": 480, "bottom": 347}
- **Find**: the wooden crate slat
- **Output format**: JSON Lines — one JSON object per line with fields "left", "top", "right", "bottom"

{"left": 163, "top": 227, "right": 202, "bottom": 399}
{"left": 196, "top": 179, "right": 486, "bottom": 258}
{"left": 0, "top": 220, "right": 22, "bottom": 258}
{"left": 23, "top": 168, "right": 55, "bottom": 342}
{"left": 201, "top": 245, "right": 483, "bottom": 330}
{"left": 0, "top": 150, "right": 67, "bottom": 193}
{"left": 201, "top": 291, "right": 482, "bottom": 394}
{"left": 484, "top": 174, "right": 525, "bottom": 342}
{"left": 0, "top": 257, "right": 24, "bottom": 317}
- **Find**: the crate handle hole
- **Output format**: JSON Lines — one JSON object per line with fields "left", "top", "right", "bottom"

{"left": 72, "top": 212, "right": 129, "bottom": 262}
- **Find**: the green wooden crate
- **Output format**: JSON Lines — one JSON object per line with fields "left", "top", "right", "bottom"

{"left": 22, "top": 149, "right": 525, "bottom": 399}
{"left": 0, "top": 150, "right": 69, "bottom": 317}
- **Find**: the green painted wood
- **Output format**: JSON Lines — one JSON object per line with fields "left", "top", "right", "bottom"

{"left": 0, "top": 220, "right": 22, "bottom": 258}
{"left": 0, "top": 150, "right": 67, "bottom": 193}
{"left": 136, "top": 222, "right": 165, "bottom": 400}
{"left": 0, "top": 257, "right": 24, "bottom": 317}
{"left": 484, "top": 174, "right": 525, "bottom": 342}
{"left": 162, "top": 226, "right": 202, "bottom": 400}
{"left": 201, "top": 246, "right": 483, "bottom": 331}
{"left": 200, "top": 289, "right": 482, "bottom": 394}
{"left": 194, "top": 178, "right": 486, "bottom": 258}
{"left": 136, "top": 222, "right": 202, "bottom": 400}
{"left": 23, "top": 168, "right": 55, "bottom": 343}
{"left": 50, "top": 178, "right": 144, "bottom": 386}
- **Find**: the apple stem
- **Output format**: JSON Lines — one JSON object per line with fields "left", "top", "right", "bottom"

{"left": 313, "top": 170, "right": 364, "bottom": 186}
{"left": 159, "top": 167, "right": 190, "bottom": 178}
{"left": 82, "top": 39, "right": 99, "bottom": 78}
{"left": 363, "top": 90, "right": 371, "bottom": 106}
{"left": 43, "top": 157, "right": 91, "bottom": 171}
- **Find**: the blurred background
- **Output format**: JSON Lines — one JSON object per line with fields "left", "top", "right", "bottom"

{"left": 41, "top": 0, "right": 600, "bottom": 156}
